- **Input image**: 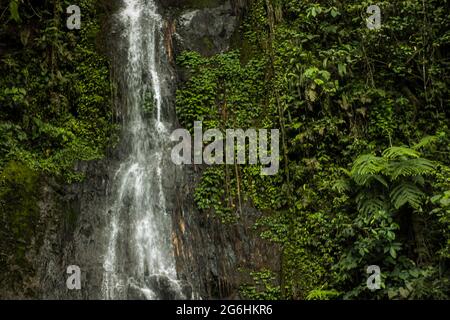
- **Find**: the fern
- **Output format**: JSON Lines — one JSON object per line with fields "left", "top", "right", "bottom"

{"left": 387, "top": 158, "right": 436, "bottom": 180}
{"left": 351, "top": 143, "right": 437, "bottom": 214}
{"left": 353, "top": 174, "right": 388, "bottom": 187}
{"left": 411, "top": 175, "right": 426, "bottom": 186}
{"left": 413, "top": 135, "right": 437, "bottom": 150}
{"left": 351, "top": 154, "right": 386, "bottom": 176}
{"left": 356, "top": 192, "right": 387, "bottom": 215}
{"left": 390, "top": 182, "right": 425, "bottom": 210}
{"left": 382, "top": 146, "right": 420, "bottom": 160}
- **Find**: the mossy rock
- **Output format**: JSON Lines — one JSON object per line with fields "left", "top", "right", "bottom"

{"left": 0, "top": 161, "right": 40, "bottom": 260}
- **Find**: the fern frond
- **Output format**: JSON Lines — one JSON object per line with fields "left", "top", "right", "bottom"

{"left": 412, "top": 175, "right": 425, "bottom": 186}
{"left": 412, "top": 135, "right": 437, "bottom": 150}
{"left": 339, "top": 168, "right": 351, "bottom": 177}
{"left": 356, "top": 192, "right": 387, "bottom": 215}
{"left": 353, "top": 174, "right": 370, "bottom": 186}
{"left": 382, "top": 146, "right": 420, "bottom": 160}
{"left": 387, "top": 158, "right": 436, "bottom": 180}
{"left": 390, "top": 182, "right": 425, "bottom": 209}
{"left": 353, "top": 174, "right": 388, "bottom": 187}
{"left": 351, "top": 154, "right": 386, "bottom": 176}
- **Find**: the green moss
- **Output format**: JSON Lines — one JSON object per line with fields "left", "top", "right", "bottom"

{"left": 0, "top": 161, "right": 40, "bottom": 261}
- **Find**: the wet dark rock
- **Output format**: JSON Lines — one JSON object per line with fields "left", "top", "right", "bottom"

{"left": 171, "top": 165, "right": 279, "bottom": 299}
{"left": 174, "top": 1, "right": 238, "bottom": 56}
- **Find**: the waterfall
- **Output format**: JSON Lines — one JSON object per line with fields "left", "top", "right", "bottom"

{"left": 101, "top": 0, "right": 184, "bottom": 300}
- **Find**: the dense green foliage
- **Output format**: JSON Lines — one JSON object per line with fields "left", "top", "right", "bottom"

{"left": 0, "top": 0, "right": 116, "bottom": 179}
{"left": 0, "top": 0, "right": 448, "bottom": 300}
{"left": 0, "top": 0, "right": 115, "bottom": 292}
{"left": 176, "top": 0, "right": 450, "bottom": 299}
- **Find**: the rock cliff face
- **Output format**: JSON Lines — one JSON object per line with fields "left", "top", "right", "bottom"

{"left": 1, "top": 0, "right": 278, "bottom": 299}
{"left": 173, "top": 2, "right": 238, "bottom": 56}
{"left": 172, "top": 167, "right": 279, "bottom": 298}
{"left": 165, "top": 0, "right": 279, "bottom": 299}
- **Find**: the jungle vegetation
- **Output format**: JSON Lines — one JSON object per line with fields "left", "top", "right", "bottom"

{"left": 0, "top": 0, "right": 117, "bottom": 292}
{"left": 176, "top": 0, "right": 450, "bottom": 299}
{"left": 1, "top": 0, "right": 449, "bottom": 299}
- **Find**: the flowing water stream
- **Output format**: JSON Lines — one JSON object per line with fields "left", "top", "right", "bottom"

{"left": 101, "top": 0, "right": 184, "bottom": 300}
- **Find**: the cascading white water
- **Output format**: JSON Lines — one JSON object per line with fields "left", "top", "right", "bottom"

{"left": 101, "top": 0, "right": 184, "bottom": 300}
